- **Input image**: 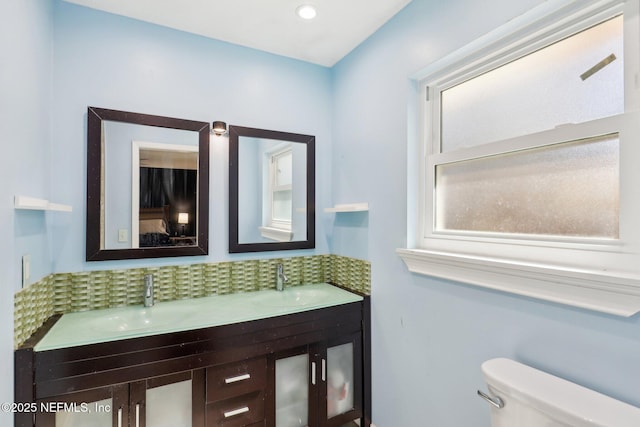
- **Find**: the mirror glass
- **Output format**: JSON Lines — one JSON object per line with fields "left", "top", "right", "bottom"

{"left": 87, "top": 107, "right": 209, "bottom": 261}
{"left": 229, "top": 126, "right": 315, "bottom": 253}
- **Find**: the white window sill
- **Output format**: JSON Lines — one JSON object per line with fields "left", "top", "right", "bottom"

{"left": 260, "top": 226, "right": 293, "bottom": 242}
{"left": 397, "top": 248, "right": 640, "bottom": 317}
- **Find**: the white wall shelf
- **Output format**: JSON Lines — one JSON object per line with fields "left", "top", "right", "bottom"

{"left": 324, "top": 203, "right": 369, "bottom": 213}
{"left": 14, "top": 196, "right": 72, "bottom": 212}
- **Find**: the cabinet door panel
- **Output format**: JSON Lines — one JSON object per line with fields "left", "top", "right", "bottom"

{"left": 275, "top": 352, "right": 310, "bottom": 427}
{"left": 146, "top": 379, "right": 193, "bottom": 427}
{"left": 326, "top": 343, "right": 354, "bottom": 419}
{"left": 55, "top": 397, "right": 113, "bottom": 427}
{"left": 323, "top": 334, "right": 363, "bottom": 427}
{"left": 37, "top": 384, "right": 128, "bottom": 427}
{"left": 130, "top": 370, "right": 203, "bottom": 427}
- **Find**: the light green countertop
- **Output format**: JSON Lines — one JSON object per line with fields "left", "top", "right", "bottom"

{"left": 34, "top": 283, "right": 363, "bottom": 352}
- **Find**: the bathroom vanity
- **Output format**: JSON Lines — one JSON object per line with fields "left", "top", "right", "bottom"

{"left": 15, "top": 283, "right": 371, "bottom": 427}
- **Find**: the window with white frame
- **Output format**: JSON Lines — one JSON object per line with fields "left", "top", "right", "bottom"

{"left": 398, "top": 0, "right": 640, "bottom": 316}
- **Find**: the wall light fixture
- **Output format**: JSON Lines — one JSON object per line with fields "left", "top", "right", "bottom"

{"left": 212, "top": 121, "right": 227, "bottom": 136}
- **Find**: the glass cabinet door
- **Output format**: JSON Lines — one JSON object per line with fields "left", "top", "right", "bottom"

{"left": 130, "top": 370, "right": 203, "bottom": 427}
{"left": 38, "top": 384, "right": 128, "bottom": 427}
{"left": 326, "top": 343, "right": 354, "bottom": 419}
{"left": 275, "top": 351, "right": 310, "bottom": 427}
{"left": 323, "top": 334, "right": 362, "bottom": 427}
{"left": 145, "top": 378, "right": 192, "bottom": 427}
{"left": 55, "top": 398, "right": 114, "bottom": 427}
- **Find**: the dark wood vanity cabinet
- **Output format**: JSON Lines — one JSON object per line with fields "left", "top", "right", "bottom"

{"left": 15, "top": 296, "right": 371, "bottom": 427}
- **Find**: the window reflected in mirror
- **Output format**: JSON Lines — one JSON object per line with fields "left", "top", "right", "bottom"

{"left": 229, "top": 125, "right": 315, "bottom": 253}
{"left": 238, "top": 139, "right": 306, "bottom": 244}
{"left": 268, "top": 145, "right": 294, "bottom": 237}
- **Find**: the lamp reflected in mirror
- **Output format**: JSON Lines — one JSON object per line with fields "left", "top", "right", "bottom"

{"left": 178, "top": 212, "right": 189, "bottom": 236}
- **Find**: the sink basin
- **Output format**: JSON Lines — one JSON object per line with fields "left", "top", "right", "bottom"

{"left": 86, "top": 304, "right": 195, "bottom": 333}
{"left": 250, "top": 286, "right": 335, "bottom": 308}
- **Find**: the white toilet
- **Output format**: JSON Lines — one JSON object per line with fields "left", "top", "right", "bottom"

{"left": 479, "top": 358, "right": 640, "bottom": 427}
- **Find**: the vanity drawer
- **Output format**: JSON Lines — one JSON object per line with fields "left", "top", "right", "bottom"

{"left": 206, "top": 390, "right": 264, "bottom": 427}
{"left": 207, "top": 357, "right": 267, "bottom": 402}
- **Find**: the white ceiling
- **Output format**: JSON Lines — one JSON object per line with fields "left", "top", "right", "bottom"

{"left": 63, "top": 0, "right": 412, "bottom": 67}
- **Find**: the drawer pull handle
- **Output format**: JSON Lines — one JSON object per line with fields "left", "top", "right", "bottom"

{"left": 311, "top": 362, "right": 317, "bottom": 385}
{"left": 225, "top": 373, "right": 251, "bottom": 384}
{"left": 224, "top": 406, "right": 250, "bottom": 418}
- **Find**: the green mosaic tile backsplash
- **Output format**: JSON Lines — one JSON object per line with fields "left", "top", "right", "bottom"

{"left": 14, "top": 255, "right": 370, "bottom": 348}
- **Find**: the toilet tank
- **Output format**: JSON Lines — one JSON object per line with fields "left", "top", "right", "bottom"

{"left": 481, "top": 358, "right": 640, "bottom": 427}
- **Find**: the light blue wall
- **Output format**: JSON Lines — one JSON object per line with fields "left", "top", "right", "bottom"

{"left": 1, "top": 0, "right": 54, "bottom": 289}
{"left": 1, "top": 0, "right": 54, "bottom": 422}
{"left": 48, "top": 0, "right": 333, "bottom": 273}
{"left": 331, "top": 0, "right": 640, "bottom": 426}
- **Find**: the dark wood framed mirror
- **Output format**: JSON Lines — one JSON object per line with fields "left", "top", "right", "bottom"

{"left": 86, "top": 107, "right": 210, "bottom": 261}
{"left": 229, "top": 125, "right": 315, "bottom": 253}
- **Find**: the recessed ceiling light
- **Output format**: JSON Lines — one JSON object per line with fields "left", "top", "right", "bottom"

{"left": 296, "top": 4, "right": 317, "bottom": 20}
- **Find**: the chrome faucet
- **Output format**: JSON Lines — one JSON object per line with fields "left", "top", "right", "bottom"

{"left": 276, "top": 264, "right": 289, "bottom": 291}
{"left": 144, "top": 274, "right": 154, "bottom": 307}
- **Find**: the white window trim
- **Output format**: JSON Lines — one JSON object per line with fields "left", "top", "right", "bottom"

{"left": 398, "top": 0, "right": 640, "bottom": 316}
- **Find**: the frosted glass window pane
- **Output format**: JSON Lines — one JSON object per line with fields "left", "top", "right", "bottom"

{"left": 146, "top": 380, "right": 192, "bottom": 427}
{"left": 55, "top": 398, "right": 112, "bottom": 427}
{"left": 276, "top": 354, "right": 309, "bottom": 427}
{"left": 327, "top": 343, "right": 355, "bottom": 419}
{"left": 435, "top": 135, "right": 619, "bottom": 238}
{"left": 441, "top": 16, "right": 623, "bottom": 152}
